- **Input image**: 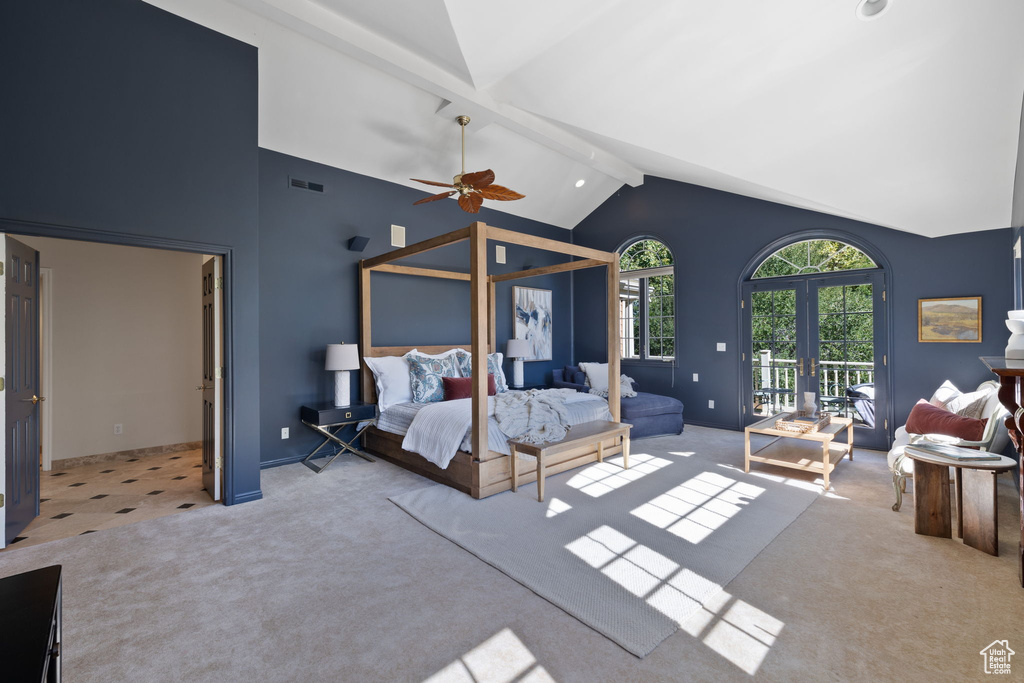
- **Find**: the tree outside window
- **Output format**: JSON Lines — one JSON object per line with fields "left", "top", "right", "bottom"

{"left": 619, "top": 239, "right": 674, "bottom": 360}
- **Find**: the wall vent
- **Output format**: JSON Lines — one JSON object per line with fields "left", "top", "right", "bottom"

{"left": 289, "top": 177, "right": 324, "bottom": 193}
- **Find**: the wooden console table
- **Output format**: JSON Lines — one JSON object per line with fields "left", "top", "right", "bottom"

{"left": 980, "top": 356, "right": 1024, "bottom": 585}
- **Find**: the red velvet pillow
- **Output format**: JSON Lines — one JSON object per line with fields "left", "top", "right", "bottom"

{"left": 443, "top": 374, "right": 496, "bottom": 400}
{"left": 905, "top": 399, "right": 987, "bottom": 442}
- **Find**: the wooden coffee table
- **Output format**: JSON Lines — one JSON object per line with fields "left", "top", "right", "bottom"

{"left": 744, "top": 412, "right": 854, "bottom": 490}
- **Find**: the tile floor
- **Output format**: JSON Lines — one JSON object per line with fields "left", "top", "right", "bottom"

{"left": 3, "top": 449, "right": 215, "bottom": 550}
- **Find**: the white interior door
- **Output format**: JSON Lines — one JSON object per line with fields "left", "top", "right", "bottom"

{"left": 201, "top": 256, "right": 223, "bottom": 502}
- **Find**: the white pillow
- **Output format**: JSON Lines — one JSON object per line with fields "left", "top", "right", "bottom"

{"left": 365, "top": 350, "right": 417, "bottom": 412}
{"left": 579, "top": 362, "right": 610, "bottom": 394}
{"left": 928, "top": 380, "right": 960, "bottom": 409}
{"left": 945, "top": 388, "right": 990, "bottom": 420}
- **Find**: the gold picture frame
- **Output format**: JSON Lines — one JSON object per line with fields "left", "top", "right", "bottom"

{"left": 918, "top": 296, "right": 982, "bottom": 343}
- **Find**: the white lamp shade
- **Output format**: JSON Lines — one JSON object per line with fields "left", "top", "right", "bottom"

{"left": 325, "top": 343, "right": 360, "bottom": 371}
{"left": 506, "top": 338, "right": 530, "bottom": 360}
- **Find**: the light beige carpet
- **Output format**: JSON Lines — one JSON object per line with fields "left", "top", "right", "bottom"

{"left": 391, "top": 443, "right": 818, "bottom": 657}
{"left": 1, "top": 425, "right": 1022, "bottom": 681}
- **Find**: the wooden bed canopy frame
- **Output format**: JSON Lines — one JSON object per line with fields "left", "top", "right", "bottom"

{"left": 359, "top": 221, "right": 622, "bottom": 498}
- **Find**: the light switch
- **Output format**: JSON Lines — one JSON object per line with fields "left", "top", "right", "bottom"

{"left": 692, "top": 373, "right": 699, "bottom": 382}
{"left": 708, "top": 400, "right": 715, "bottom": 409}
{"left": 496, "top": 245, "right": 506, "bottom": 264}
{"left": 391, "top": 224, "right": 406, "bottom": 248}
{"left": 716, "top": 343, "right": 727, "bottom": 352}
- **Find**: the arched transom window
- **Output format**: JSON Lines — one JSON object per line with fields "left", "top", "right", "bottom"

{"left": 619, "top": 239, "right": 674, "bottom": 360}
{"left": 752, "top": 239, "right": 876, "bottom": 279}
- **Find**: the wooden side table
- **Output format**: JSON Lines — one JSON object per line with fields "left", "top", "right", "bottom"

{"left": 905, "top": 445, "right": 1016, "bottom": 555}
{"left": 300, "top": 402, "right": 377, "bottom": 474}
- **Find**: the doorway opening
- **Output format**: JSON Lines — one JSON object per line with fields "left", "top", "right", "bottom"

{"left": 2, "top": 235, "right": 225, "bottom": 550}
{"left": 740, "top": 235, "right": 892, "bottom": 451}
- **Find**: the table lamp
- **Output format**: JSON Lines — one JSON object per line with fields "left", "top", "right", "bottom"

{"left": 506, "top": 338, "right": 530, "bottom": 389}
{"left": 325, "top": 342, "right": 360, "bottom": 407}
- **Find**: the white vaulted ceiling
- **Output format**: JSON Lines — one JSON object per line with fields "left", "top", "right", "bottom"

{"left": 146, "top": 0, "right": 1024, "bottom": 236}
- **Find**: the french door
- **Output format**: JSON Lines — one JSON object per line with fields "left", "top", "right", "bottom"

{"left": 742, "top": 270, "right": 889, "bottom": 450}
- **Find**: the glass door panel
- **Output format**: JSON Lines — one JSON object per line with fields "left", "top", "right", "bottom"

{"left": 747, "top": 283, "right": 808, "bottom": 419}
{"left": 808, "top": 272, "right": 888, "bottom": 450}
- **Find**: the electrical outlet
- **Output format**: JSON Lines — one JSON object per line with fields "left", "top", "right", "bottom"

{"left": 391, "top": 224, "right": 406, "bottom": 248}
{"left": 114, "top": 423, "right": 123, "bottom": 435}
{"left": 692, "top": 373, "right": 699, "bottom": 382}
{"left": 716, "top": 342, "right": 727, "bottom": 352}
{"left": 281, "top": 427, "right": 289, "bottom": 439}
{"left": 496, "top": 245, "right": 506, "bottom": 264}
{"left": 708, "top": 400, "right": 715, "bottom": 409}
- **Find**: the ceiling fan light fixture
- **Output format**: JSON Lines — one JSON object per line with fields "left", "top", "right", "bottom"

{"left": 856, "top": 0, "right": 891, "bottom": 21}
{"left": 411, "top": 115, "right": 525, "bottom": 213}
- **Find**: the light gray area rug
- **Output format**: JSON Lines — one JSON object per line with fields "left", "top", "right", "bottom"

{"left": 391, "top": 439, "right": 819, "bottom": 658}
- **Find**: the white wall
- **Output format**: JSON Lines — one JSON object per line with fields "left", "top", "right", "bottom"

{"left": 19, "top": 236, "right": 203, "bottom": 461}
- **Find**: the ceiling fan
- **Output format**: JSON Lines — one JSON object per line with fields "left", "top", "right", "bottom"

{"left": 411, "top": 115, "right": 525, "bottom": 213}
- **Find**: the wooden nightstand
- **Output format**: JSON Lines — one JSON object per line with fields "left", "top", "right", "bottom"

{"left": 300, "top": 401, "right": 377, "bottom": 473}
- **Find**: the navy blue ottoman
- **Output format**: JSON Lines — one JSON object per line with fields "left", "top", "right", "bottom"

{"left": 552, "top": 367, "right": 684, "bottom": 439}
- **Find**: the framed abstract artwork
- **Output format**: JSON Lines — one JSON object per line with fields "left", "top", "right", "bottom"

{"left": 513, "top": 286, "right": 552, "bottom": 361}
{"left": 918, "top": 296, "right": 982, "bottom": 342}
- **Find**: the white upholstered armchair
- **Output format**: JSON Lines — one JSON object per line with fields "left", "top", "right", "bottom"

{"left": 888, "top": 380, "right": 1009, "bottom": 511}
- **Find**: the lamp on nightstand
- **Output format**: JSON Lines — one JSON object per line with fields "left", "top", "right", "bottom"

{"left": 506, "top": 338, "right": 530, "bottom": 389}
{"left": 325, "top": 342, "right": 360, "bottom": 407}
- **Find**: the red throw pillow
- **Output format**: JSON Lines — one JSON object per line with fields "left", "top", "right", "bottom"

{"left": 905, "top": 399, "right": 987, "bottom": 442}
{"left": 443, "top": 374, "right": 496, "bottom": 400}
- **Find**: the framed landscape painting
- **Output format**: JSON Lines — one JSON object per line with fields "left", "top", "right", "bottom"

{"left": 918, "top": 297, "right": 982, "bottom": 342}
{"left": 513, "top": 286, "right": 552, "bottom": 361}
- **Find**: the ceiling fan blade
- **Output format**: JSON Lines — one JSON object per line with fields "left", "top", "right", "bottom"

{"left": 460, "top": 169, "right": 495, "bottom": 188}
{"left": 458, "top": 193, "right": 483, "bottom": 213}
{"left": 476, "top": 184, "right": 525, "bottom": 201}
{"left": 411, "top": 178, "right": 456, "bottom": 188}
{"left": 413, "top": 191, "right": 456, "bottom": 205}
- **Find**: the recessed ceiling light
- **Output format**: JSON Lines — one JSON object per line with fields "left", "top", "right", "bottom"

{"left": 856, "top": 0, "right": 891, "bottom": 21}
{"left": 575, "top": 179, "right": 586, "bottom": 188}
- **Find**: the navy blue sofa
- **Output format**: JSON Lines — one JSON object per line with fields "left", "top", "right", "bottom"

{"left": 553, "top": 365, "right": 684, "bottom": 439}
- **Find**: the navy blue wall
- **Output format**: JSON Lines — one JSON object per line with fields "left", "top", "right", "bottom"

{"left": 572, "top": 178, "right": 1013, "bottom": 437}
{"left": 258, "top": 150, "right": 572, "bottom": 466}
{"left": 0, "top": 0, "right": 262, "bottom": 503}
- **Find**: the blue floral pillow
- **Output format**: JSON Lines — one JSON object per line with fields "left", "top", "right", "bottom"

{"left": 406, "top": 353, "right": 460, "bottom": 403}
{"left": 454, "top": 350, "right": 508, "bottom": 393}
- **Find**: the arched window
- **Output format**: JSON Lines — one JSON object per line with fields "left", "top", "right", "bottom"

{"left": 752, "top": 239, "right": 876, "bottom": 279}
{"left": 619, "top": 238, "right": 674, "bottom": 360}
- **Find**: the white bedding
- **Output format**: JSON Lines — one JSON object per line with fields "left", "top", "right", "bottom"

{"left": 371, "top": 390, "right": 611, "bottom": 470}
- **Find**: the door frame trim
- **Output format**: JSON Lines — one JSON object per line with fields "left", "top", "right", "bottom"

{"left": 0, "top": 217, "right": 237, "bottom": 504}
{"left": 40, "top": 267, "right": 53, "bottom": 472}
{"left": 736, "top": 229, "right": 894, "bottom": 446}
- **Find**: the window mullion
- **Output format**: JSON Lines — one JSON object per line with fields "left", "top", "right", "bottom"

{"left": 640, "top": 277, "right": 650, "bottom": 360}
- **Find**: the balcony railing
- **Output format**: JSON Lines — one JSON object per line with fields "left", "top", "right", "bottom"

{"left": 752, "top": 352, "right": 874, "bottom": 419}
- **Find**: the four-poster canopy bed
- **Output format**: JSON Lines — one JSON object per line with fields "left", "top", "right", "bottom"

{"left": 358, "top": 221, "right": 623, "bottom": 498}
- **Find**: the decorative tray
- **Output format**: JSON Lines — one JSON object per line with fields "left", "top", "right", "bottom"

{"left": 775, "top": 412, "right": 831, "bottom": 433}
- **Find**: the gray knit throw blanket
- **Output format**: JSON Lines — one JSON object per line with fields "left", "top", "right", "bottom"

{"left": 495, "top": 388, "right": 578, "bottom": 445}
